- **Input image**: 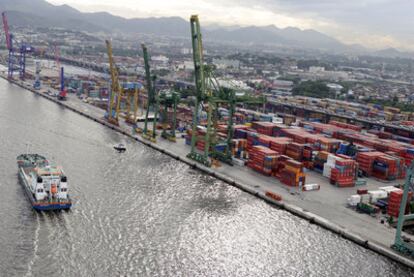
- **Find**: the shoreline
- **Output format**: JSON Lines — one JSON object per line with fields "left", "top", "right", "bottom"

{"left": 3, "top": 75, "right": 414, "bottom": 269}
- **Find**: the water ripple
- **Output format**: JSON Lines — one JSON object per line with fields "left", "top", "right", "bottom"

{"left": 0, "top": 79, "right": 412, "bottom": 276}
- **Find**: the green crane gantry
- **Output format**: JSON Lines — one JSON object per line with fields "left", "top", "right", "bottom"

{"left": 207, "top": 71, "right": 267, "bottom": 164}
{"left": 159, "top": 90, "right": 179, "bottom": 142}
{"left": 187, "top": 15, "right": 265, "bottom": 167}
{"left": 141, "top": 44, "right": 159, "bottom": 142}
{"left": 105, "top": 39, "right": 122, "bottom": 125}
{"left": 393, "top": 161, "right": 414, "bottom": 256}
{"left": 209, "top": 88, "right": 265, "bottom": 165}
{"left": 187, "top": 15, "right": 212, "bottom": 167}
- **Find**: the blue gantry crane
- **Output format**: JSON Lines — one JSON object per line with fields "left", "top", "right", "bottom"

{"left": 2, "top": 11, "right": 34, "bottom": 80}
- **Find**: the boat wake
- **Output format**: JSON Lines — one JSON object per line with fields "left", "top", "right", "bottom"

{"left": 24, "top": 214, "right": 40, "bottom": 277}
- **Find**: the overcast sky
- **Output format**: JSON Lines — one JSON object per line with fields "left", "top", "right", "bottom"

{"left": 47, "top": 0, "right": 414, "bottom": 50}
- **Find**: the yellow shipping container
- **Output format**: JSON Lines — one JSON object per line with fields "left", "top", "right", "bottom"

{"left": 284, "top": 165, "right": 302, "bottom": 174}
{"left": 384, "top": 112, "right": 394, "bottom": 121}
{"left": 384, "top": 106, "right": 400, "bottom": 113}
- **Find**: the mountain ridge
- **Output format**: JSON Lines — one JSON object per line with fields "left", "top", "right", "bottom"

{"left": 1, "top": 0, "right": 412, "bottom": 57}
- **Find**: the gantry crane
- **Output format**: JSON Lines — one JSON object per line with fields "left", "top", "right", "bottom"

{"left": 187, "top": 15, "right": 212, "bottom": 166}
{"left": 33, "top": 60, "right": 41, "bottom": 89}
{"left": 205, "top": 74, "right": 266, "bottom": 165}
{"left": 159, "top": 90, "right": 180, "bottom": 142}
{"left": 105, "top": 39, "right": 122, "bottom": 126}
{"left": 1, "top": 12, "right": 34, "bottom": 79}
{"left": 393, "top": 161, "right": 414, "bottom": 256}
{"left": 55, "top": 45, "right": 66, "bottom": 100}
{"left": 187, "top": 15, "right": 264, "bottom": 167}
{"left": 141, "top": 44, "right": 159, "bottom": 142}
{"left": 122, "top": 82, "right": 140, "bottom": 125}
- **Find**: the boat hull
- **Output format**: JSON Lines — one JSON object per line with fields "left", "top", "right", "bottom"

{"left": 18, "top": 169, "right": 72, "bottom": 211}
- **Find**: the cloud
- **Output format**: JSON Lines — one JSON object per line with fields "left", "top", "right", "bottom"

{"left": 217, "top": 0, "right": 414, "bottom": 49}
{"left": 47, "top": 0, "right": 414, "bottom": 50}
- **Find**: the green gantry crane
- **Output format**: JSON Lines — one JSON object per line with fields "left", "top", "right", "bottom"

{"left": 187, "top": 15, "right": 212, "bottom": 167}
{"left": 210, "top": 88, "right": 266, "bottom": 165}
{"left": 187, "top": 15, "right": 265, "bottom": 167}
{"left": 393, "top": 161, "right": 414, "bottom": 256}
{"left": 141, "top": 43, "right": 159, "bottom": 142}
{"left": 159, "top": 90, "right": 180, "bottom": 142}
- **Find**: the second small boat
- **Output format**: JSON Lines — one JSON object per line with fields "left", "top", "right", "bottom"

{"left": 114, "top": 143, "right": 126, "bottom": 152}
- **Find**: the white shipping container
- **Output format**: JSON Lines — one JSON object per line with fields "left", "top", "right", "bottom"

{"left": 347, "top": 194, "right": 361, "bottom": 207}
{"left": 326, "top": 154, "right": 337, "bottom": 167}
{"left": 379, "top": 186, "right": 401, "bottom": 195}
{"left": 303, "top": 184, "right": 320, "bottom": 191}
{"left": 360, "top": 194, "right": 370, "bottom": 203}
{"left": 323, "top": 163, "right": 332, "bottom": 178}
{"left": 368, "top": 190, "right": 388, "bottom": 203}
{"left": 232, "top": 158, "right": 245, "bottom": 167}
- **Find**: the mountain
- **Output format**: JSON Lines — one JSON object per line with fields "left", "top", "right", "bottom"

{"left": 0, "top": 0, "right": 349, "bottom": 51}
{"left": 206, "top": 25, "right": 346, "bottom": 51}
{"left": 0, "top": 0, "right": 190, "bottom": 36}
{"left": 0, "top": 0, "right": 106, "bottom": 32}
{"left": 373, "top": 48, "right": 414, "bottom": 59}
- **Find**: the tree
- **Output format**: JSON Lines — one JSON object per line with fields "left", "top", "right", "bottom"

{"left": 292, "top": 81, "right": 332, "bottom": 98}
{"left": 392, "top": 95, "right": 399, "bottom": 104}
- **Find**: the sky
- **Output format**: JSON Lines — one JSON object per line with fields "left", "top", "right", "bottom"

{"left": 46, "top": 0, "right": 414, "bottom": 51}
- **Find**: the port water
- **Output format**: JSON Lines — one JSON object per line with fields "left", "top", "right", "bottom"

{"left": 0, "top": 80, "right": 412, "bottom": 276}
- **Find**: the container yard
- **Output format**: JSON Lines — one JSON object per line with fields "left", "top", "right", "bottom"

{"left": 272, "top": 96, "right": 414, "bottom": 123}
{"left": 1, "top": 12, "right": 414, "bottom": 270}
{"left": 4, "top": 70, "right": 414, "bottom": 268}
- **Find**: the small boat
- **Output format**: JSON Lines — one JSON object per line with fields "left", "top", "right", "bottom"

{"left": 17, "top": 154, "right": 72, "bottom": 211}
{"left": 114, "top": 143, "right": 126, "bottom": 152}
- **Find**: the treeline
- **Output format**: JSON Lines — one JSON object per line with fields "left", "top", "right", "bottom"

{"left": 292, "top": 80, "right": 333, "bottom": 98}
{"left": 365, "top": 98, "right": 414, "bottom": 112}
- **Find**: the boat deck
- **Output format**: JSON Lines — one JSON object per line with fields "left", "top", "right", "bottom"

{"left": 19, "top": 167, "right": 71, "bottom": 208}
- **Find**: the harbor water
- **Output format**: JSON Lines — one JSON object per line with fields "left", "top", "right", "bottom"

{"left": 0, "top": 78, "right": 413, "bottom": 276}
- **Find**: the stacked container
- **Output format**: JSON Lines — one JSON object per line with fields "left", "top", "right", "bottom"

{"left": 402, "top": 148, "right": 414, "bottom": 166}
{"left": 247, "top": 146, "right": 278, "bottom": 176}
{"left": 195, "top": 128, "right": 207, "bottom": 152}
{"left": 314, "top": 151, "right": 329, "bottom": 172}
{"left": 279, "top": 160, "right": 306, "bottom": 187}
{"left": 387, "top": 189, "right": 412, "bottom": 217}
{"left": 233, "top": 125, "right": 249, "bottom": 139}
{"left": 330, "top": 158, "right": 358, "bottom": 187}
{"left": 285, "top": 143, "right": 304, "bottom": 161}
{"left": 246, "top": 132, "right": 260, "bottom": 151}
{"left": 252, "top": 122, "right": 277, "bottom": 136}
{"left": 356, "top": 151, "right": 384, "bottom": 176}
{"left": 232, "top": 139, "right": 248, "bottom": 159}
{"left": 258, "top": 135, "right": 272, "bottom": 148}
{"left": 302, "top": 145, "right": 313, "bottom": 162}
{"left": 372, "top": 155, "right": 400, "bottom": 180}
{"left": 268, "top": 137, "right": 292, "bottom": 154}
{"left": 329, "top": 120, "right": 362, "bottom": 131}
{"left": 272, "top": 155, "right": 291, "bottom": 178}
{"left": 317, "top": 137, "right": 340, "bottom": 153}
{"left": 323, "top": 154, "right": 340, "bottom": 179}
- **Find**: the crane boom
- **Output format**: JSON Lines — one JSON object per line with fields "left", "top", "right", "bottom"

{"left": 142, "top": 44, "right": 153, "bottom": 103}
{"left": 55, "top": 45, "right": 60, "bottom": 72}
{"left": 186, "top": 15, "right": 211, "bottom": 166}
{"left": 105, "top": 39, "right": 121, "bottom": 125}
{"left": 142, "top": 44, "right": 152, "bottom": 136}
{"left": 2, "top": 12, "right": 11, "bottom": 50}
{"left": 141, "top": 43, "right": 159, "bottom": 141}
